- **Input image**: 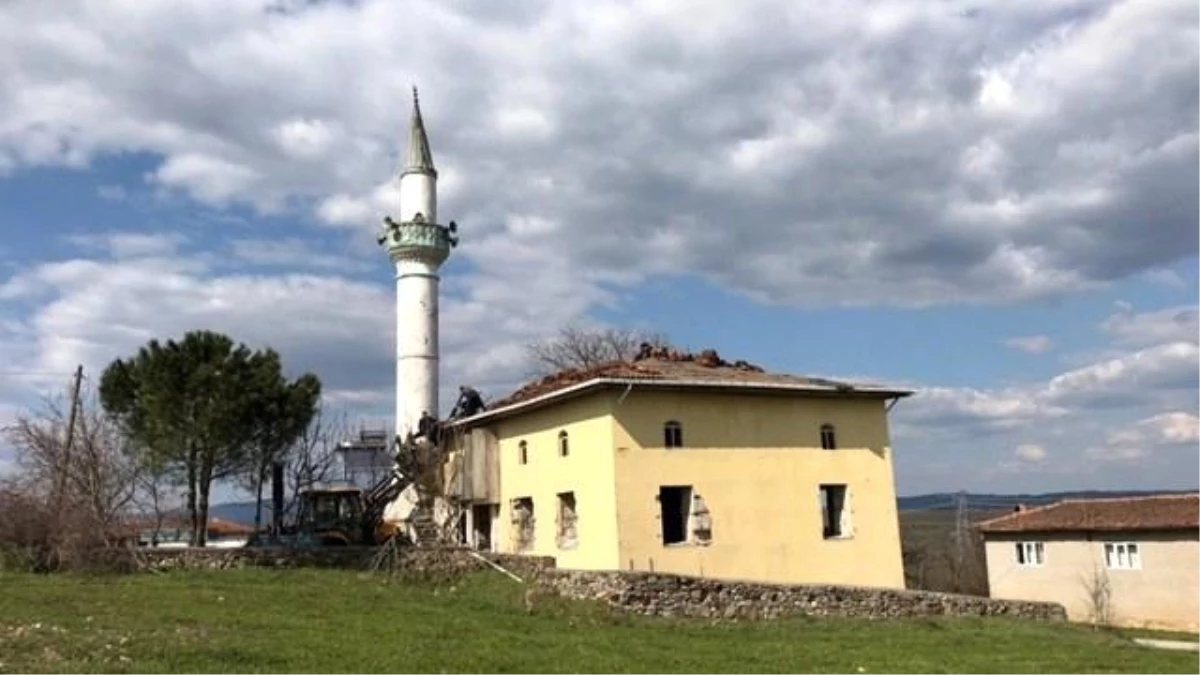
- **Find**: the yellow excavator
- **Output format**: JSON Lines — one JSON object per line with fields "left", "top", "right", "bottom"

{"left": 292, "top": 475, "right": 405, "bottom": 546}
{"left": 251, "top": 466, "right": 407, "bottom": 548}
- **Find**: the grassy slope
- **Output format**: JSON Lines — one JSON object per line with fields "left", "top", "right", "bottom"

{"left": 0, "top": 570, "right": 1195, "bottom": 674}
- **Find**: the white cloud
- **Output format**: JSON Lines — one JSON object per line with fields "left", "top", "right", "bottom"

{"left": 150, "top": 153, "right": 265, "bottom": 208}
{"left": 274, "top": 118, "right": 338, "bottom": 160}
{"left": 1043, "top": 341, "right": 1198, "bottom": 407}
{"left": 1139, "top": 411, "right": 1200, "bottom": 445}
{"left": 1015, "top": 443, "right": 1048, "bottom": 462}
{"left": 1101, "top": 303, "right": 1199, "bottom": 347}
{"left": 227, "top": 238, "right": 370, "bottom": 272}
{"left": 0, "top": 0, "right": 1196, "bottom": 496}
{"left": 64, "top": 232, "right": 187, "bottom": 259}
{"left": 0, "top": 0, "right": 1193, "bottom": 308}
{"left": 1004, "top": 334, "right": 1053, "bottom": 354}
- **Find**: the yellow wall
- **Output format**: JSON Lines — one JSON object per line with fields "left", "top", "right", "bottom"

{"left": 491, "top": 393, "right": 621, "bottom": 570}
{"left": 608, "top": 389, "right": 905, "bottom": 588}
{"left": 985, "top": 532, "right": 1200, "bottom": 632}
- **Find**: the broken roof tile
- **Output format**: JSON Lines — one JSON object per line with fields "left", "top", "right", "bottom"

{"left": 486, "top": 349, "right": 883, "bottom": 410}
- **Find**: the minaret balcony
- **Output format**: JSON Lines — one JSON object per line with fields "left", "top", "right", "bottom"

{"left": 379, "top": 215, "right": 457, "bottom": 265}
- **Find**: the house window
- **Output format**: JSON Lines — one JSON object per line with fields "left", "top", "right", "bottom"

{"left": 558, "top": 430, "right": 569, "bottom": 457}
{"left": 518, "top": 440, "right": 528, "bottom": 465}
{"left": 556, "top": 492, "right": 578, "bottom": 548}
{"left": 819, "top": 484, "right": 851, "bottom": 539}
{"left": 820, "top": 424, "right": 837, "bottom": 450}
{"left": 1015, "top": 541, "right": 1045, "bottom": 566}
{"left": 1105, "top": 542, "right": 1140, "bottom": 570}
{"left": 664, "top": 420, "right": 683, "bottom": 448}
{"left": 511, "top": 497, "right": 534, "bottom": 551}
{"left": 659, "top": 485, "right": 692, "bottom": 545}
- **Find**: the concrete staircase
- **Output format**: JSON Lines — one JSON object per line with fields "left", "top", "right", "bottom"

{"left": 407, "top": 509, "right": 441, "bottom": 547}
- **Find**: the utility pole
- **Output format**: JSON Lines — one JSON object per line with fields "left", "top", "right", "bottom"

{"left": 953, "top": 489, "right": 970, "bottom": 590}
{"left": 51, "top": 365, "right": 84, "bottom": 519}
{"left": 64, "top": 364, "right": 84, "bottom": 456}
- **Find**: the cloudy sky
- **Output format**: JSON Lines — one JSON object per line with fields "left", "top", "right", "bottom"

{"left": 0, "top": 0, "right": 1196, "bottom": 498}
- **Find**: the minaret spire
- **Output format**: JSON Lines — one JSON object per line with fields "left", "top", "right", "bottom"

{"left": 406, "top": 86, "right": 436, "bottom": 176}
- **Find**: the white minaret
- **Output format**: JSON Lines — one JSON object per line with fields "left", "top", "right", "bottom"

{"left": 379, "top": 88, "right": 458, "bottom": 442}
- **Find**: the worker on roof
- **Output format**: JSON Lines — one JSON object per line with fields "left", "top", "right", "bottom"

{"left": 450, "top": 385, "right": 486, "bottom": 419}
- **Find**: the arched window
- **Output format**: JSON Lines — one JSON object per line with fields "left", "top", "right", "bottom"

{"left": 664, "top": 420, "right": 683, "bottom": 449}
{"left": 558, "top": 430, "right": 569, "bottom": 457}
{"left": 518, "top": 440, "right": 529, "bottom": 465}
{"left": 820, "top": 424, "right": 837, "bottom": 450}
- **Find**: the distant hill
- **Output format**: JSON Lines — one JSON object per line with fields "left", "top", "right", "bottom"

{"left": 209, "top": 500, "right": 276, "bottom": 527}
{"left": 205, "top": 489, "right": 1199, "bottom": 529}
{"left": 898, "top": 489, "right": 1199, "bottom": 512}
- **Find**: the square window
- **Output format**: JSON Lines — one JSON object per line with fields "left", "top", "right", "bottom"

{"left": 1104, "top": 542, "right": 1140, "bottom": 570}
{"left": 1015, "top": 541, "right": 1044, "bottom": 566}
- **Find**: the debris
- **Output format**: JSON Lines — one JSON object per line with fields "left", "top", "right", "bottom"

{"left": 466, "top": 550, "right": 524, "bottom": 583}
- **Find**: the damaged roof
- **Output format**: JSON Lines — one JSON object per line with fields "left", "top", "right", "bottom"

{"left": 977, "top": 494, "right": 1200, "bottom": 535}
{"left": 451, "top": 349, "right": 913, "bottom": 426}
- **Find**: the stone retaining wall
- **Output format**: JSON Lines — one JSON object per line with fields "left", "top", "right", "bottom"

{"left": 538, "top": 570, "right": 1067, "bottom": 622}
{"left": 132, "top": 549, "right": 1064, "bottom": 623}
{"left": 136, "top": 546, "right": 554, "bottom": 579}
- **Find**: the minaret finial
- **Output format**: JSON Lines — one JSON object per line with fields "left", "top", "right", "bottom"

{"left": 405, "top": 86, "right": 435, "bottom": 174}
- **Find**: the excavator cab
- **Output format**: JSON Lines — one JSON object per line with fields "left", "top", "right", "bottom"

{"left": 295, "top": 484, "right": 369, "bottom": 546}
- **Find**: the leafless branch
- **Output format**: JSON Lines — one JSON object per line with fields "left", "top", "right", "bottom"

{"left": 525, "top": 324, "right": 671, "bottom": 376}
{"left": 285, "top": 404, "right": 349, "bottom": 513}
{"left": 1, "top": 387, "right": 141, "bottom": 570}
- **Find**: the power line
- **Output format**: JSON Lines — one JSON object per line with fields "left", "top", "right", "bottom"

{"left": 0, "top": 370, "right": 84, "bottom": 378}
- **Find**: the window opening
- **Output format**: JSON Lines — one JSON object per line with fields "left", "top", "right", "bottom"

{"left": 819, "top": 484, "right": 850, "bottom": 539}
{"left": 659, "top": 485, "right": 692, "bottom": 544}
{"left": 820, "top": 424, "right": 837, "bottom": 450}
{"left": 664, "top": 421, "right": 683, "bottom": 448}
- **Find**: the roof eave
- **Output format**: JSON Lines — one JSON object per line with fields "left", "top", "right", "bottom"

{"left": 447, "top": 377, "right": 915, "bottom": 428}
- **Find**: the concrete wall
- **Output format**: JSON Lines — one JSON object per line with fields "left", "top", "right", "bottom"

{"left": 610, "top": 389, "right": 905, "bottom": 588}
{"left": 985, "top": 531, "right": 1200, "bottom": 632}
{"left": 491, "top": 393, "right": 622, "bottom": 571}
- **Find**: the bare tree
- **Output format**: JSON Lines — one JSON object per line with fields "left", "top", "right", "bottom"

{"left": 525, "top": 324, "right": 671, "bottom": 376}
{"left": 1082, "top": 564, "right": 1114, "bottom": 628}
{"left": 130, "top": 458, "right": 181, "bottom": 547}
{"left": 2, "top": 388, "right": 140, "bottom": 569}
{"left": 284, "top": 404, "right": 349, "bottom": 515}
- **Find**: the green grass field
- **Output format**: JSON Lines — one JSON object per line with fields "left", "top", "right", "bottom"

{"left": 1, "top": 569, "right": 1195, "bottom": 673}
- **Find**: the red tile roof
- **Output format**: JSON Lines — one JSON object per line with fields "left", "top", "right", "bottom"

{"left": 977, "top": 494, "right": 1199, "bottom": 534}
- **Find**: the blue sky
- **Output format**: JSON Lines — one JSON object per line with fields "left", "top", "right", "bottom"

{"left": 0, "top": 0, "right": 1196, "bottom": 501}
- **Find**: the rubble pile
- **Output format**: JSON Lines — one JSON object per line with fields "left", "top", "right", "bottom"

{"left": 634, "top": 346, "right": 765, "bottom": 372}
{"left": 491, "top": 361, "right": 663, "bottom": 408}
{"left": 491, "top": 348, "right": 769, "bottom": 409}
